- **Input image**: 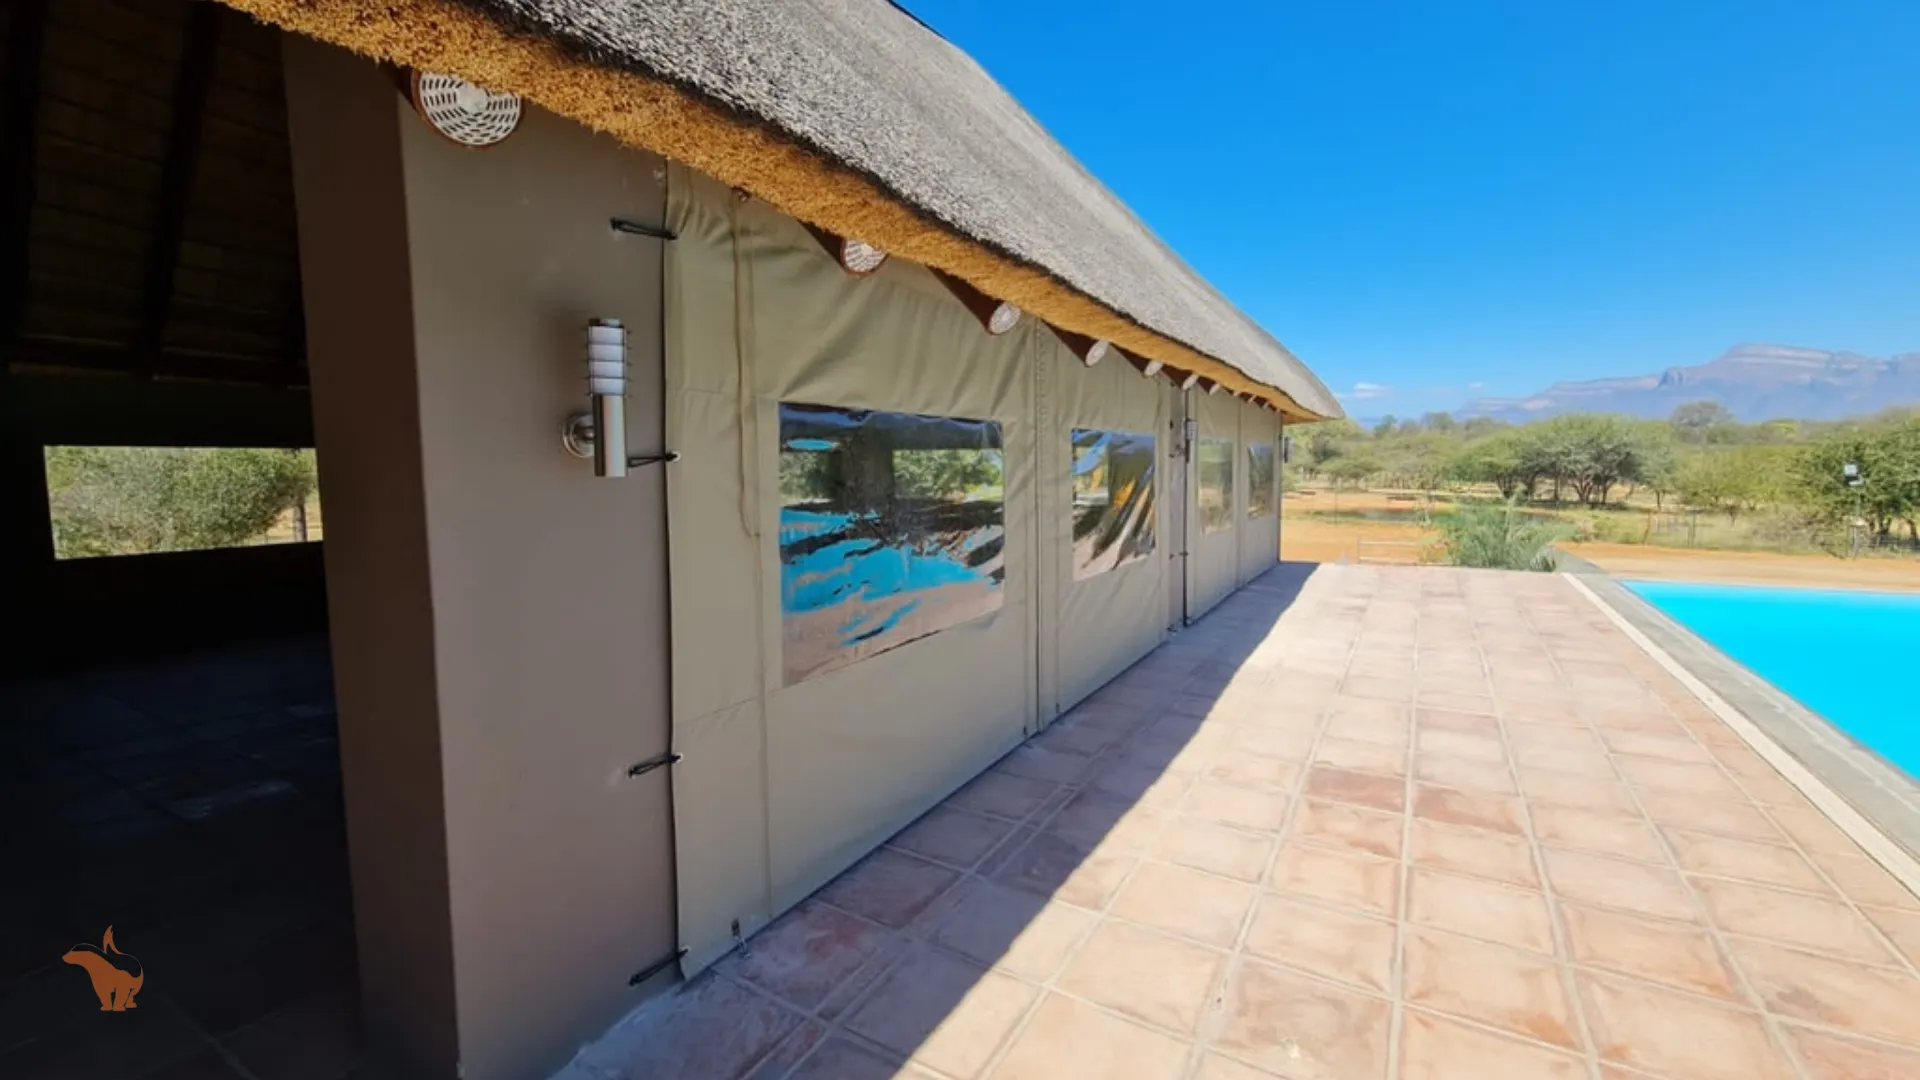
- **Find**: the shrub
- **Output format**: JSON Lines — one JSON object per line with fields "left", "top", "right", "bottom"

{"left": 1437, "top": 498, "right": 1568, "bottom": 572}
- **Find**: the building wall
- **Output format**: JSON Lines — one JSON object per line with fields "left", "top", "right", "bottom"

{"left": 1189, "top": 387, "right": 1243, "bottom": 618}
{"left": 284, "top": 39, "right": 676, "bottom": 1080}
{"left": 1239, "top": 399, "right": 1283, "bottom": 584}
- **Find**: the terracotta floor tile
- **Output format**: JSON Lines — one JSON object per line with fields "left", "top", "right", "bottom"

{"left": 1110, "top": 860, "right": 1256, "bottom": 949}
{"left": 1614, "top": 756, "right": 1747, "bottom": 800}
{"left": 1544, "top": 848, "right": 1699, "bottom": 922}
{"left": 1409, "top": 818, "right": 1538, "bottom": 887}
{"left": 1785, "top": 1023, "right": 1920, "bottom": 1080}
{"left": 1664, "top": 827, "right": 1830, "bottom": 893}
{"left": 1695, "top": 878, "right": 1898, "bottom": 964}
{"left": 1766, "top": 804, "right": 1864, "bottom": 856}
{"left": 1243, "top": 893, "right": 1396, "bottom": 994}
{"left": 1205, "top": 753, "right": 1302, "bottom": 793}
{"left": 1518, "top": 767, "right": 1639, "bottom": 816}
{"left": 1413, "top": 787, "right": 1524, "bottom": 843}
{"left": 1415, "top": 708, "right": 1502, "bottom": 738}
{"left": 744, "top": 1020, "right": 827, "bottom": 1080}
{"left": 1402, "top": 928, "right": 1580, "bottom": 1049}
{"left": 579, "top": 974, "right": 802, "bottom": 1080}
{"left": 992, "top": 832, "right": 1136, "bottom": 910}
{"left": 1314, "top": 736, "right": 1409, "bottom": 776}
{"left": 891, "top": 805, "right": 1019, "bottom": 870}
{"left": 1561, "top": 902, "right": 1739, "bottom": 1000}
{"left": 844, "top": 947, "right": 1035, "bottom": 1079}
{"left": 1511, "top": 741, "right": 1617, "bottom": 778}
{"left": 996, "top": 745, "right": 1095, "bottom": 785}
{"left": 1636, "top": 789, "right": 1784, "bottom": 842}
{"left": 1509, "top": 723, "right": 1604, "bottom": 752}
{"left": 992, "top": 993, "right": 1189, "bottom": 1080}
{"left": 1155, "top": 817, "right": 1273, "bottom": 882}
{"left": 722, "top": 901, "right": 893, "bottom": 1011}
{"left": 1292, "top": 798, "right": 1405, "bottom": 860}
{"left": 1529, "top": 803, "right": 1668, "bottom": 864}
{"left": 929, "top": 879, "right": 1095, "bottom": 980}
{"left": 1212, "top": 959, "right": 1393, "bottom": 1080}
{"left": 1601, "top": 730, "right": 1715, "bottom": 763}
{"left": 1055, "top": 920, "right": 1225, "bottom": 1034}
{"left": 784, "top": 1036, "right": 905, "bottom": 1080}
{"left": 1045, "top": 791, "right": 1168, "bottom": 855}
{"left": 1192, "top": 1052, "right": 1285, "bottom": 1080}
{"left": 1303, "top": 765, "right": 1407, "bottom": 813}
{"left": 1415, "top": 728, "right": 1507, "bottom": 764}
{"left": 1807, "top": 850, "right": 1920, "bottom": 911}
{"left": 1398, "top": 1009, "right": 1587, "bottom": 1080}
{"left": 1737, "top": 768, "right": 1812, "bottom": 808}
{"left": 820, "top": 850, "right": 962, "bottom": 930}
{"left": 1865, "top": 905, "right": 1920, "bottom": 965}
{"left": 1416, "top": 752, "right": 1520, "bottom": 795}
{"left": 1417, "top": 690, "right": 1497, "bottom": 715}
{"left": 1182, "top": 783, "right": 1292, "bottom": 833}
{"left": 1729, "top": 936, "right": 1920, "bottom": 1047}
{"left": 1232, "top": 724, "right": 1318, "bottom": 760}
{"left": 1324, "top": 711, "right": 1409, "bottom": 747}
{"left": 1577, "top": 970, "right": 1795, "bottom": 1080}
{"left": 1085, "top": 760, "right": 1193, "bottom": 809}
{"left": 1407, "top": 867, "right": 1555, "bottom": 954}
{"left": 1269, "top": 841, "right": 1401, "bottom": 917}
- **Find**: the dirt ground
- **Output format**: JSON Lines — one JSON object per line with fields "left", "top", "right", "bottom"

{"left": 1281, "top": 516, "right": 1440, "bottom": 565}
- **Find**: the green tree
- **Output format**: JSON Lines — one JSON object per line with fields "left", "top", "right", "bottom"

{"left": 1677, "top": 447, "right": 1784, "bottom": 523}
{"left": 1671, "top": 401, "right": 1738, "bottom": 444}
{"left": 1372, "top": 415, "right": 1399, "bottom": 438}
{"left": 1791, "top": 418, "right": 1920, "bottom": 540}
{"left": 45, "top": 446, "right": 317, "bottom": 558}
{"left": 1323, "top": 454, "right": 1382, "bottom": 490}
{"left": 1421, "top": 412, "right": 1458, "bottom": 434}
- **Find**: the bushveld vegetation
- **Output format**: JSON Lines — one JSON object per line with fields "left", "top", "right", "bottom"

{"left": 1289, "top": 402, "right": 1920, "bottom": 565}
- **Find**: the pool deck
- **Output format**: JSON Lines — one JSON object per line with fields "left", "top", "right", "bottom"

{"left": 563, "top": 563, "right": 1920, "bottom": 1080}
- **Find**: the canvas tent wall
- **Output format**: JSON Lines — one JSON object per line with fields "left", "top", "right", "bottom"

{"left": 663, "top": 169, "right": 1198, "bottom": 971}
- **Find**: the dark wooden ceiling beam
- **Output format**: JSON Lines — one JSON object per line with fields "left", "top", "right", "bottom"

{"left": 1, "top": 0, "right": 53, "bottom": 348}
{"left": 135, "top": 1, "right": 226, "bottom": 374}
{"left": 11, "top": 337, "right": 307, "bottom": 388}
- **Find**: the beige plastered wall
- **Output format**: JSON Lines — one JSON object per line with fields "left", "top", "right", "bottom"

{"left": 284, "top": 39, "right": 677, "bottom": 1080}
{"left": 663, "top": 169, "right": 1183, "bottom": 971}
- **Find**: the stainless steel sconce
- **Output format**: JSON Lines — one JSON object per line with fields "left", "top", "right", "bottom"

{"left": 564, "top": 318, "right": 630, "bottom": 478}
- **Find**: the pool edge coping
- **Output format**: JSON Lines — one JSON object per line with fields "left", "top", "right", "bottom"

{"left": 1563, "top": 571, "right": 1920, "bottom": 903}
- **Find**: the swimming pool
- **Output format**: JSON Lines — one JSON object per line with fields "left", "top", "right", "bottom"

{"left": 1627, "top": 581, "right": 1920, "bottom": 781}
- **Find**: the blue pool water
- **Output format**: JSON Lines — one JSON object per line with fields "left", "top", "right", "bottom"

{"left": 1627, "top": 581, "right": 1920, "bottom": 780}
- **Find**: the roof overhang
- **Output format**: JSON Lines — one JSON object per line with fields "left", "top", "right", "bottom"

{"left": 220, "top": 0, "right": 1341, "bottom": 421}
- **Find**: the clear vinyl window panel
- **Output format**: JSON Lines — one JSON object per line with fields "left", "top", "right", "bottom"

{"left": 1071, "top": 429, "right": 1156, "bottom": 579}
{"left": 1247, "top": 442, "right": 1276, "bottom": 519}
{"left": 1198, "top": 437, "right": 1236, "bottom": 533}
{"left": 43, "top": 446, "right": 320, "bottom": 559}
{"left": 777, "top": 403, "right": 1006, "bottom": 685}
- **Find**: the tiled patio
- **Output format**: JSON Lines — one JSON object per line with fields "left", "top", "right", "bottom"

{"left": 568, "top": 563, "right": 1920, "bottom": 1080}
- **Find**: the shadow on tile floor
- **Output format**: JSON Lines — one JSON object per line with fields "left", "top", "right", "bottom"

{"left": 564, "top": 564, "right": 1326, "bottom": 1080}
{"left": 0, "top": 636, "right": 365, "bottom": 1080}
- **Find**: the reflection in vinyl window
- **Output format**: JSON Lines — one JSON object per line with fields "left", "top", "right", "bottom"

{"left": 1071, "top": 429, "right": 1155, "bottom": 579}
{"left": 1198, "top": 437, "right": 1235, "bottom": 533}
{"left": 1247, "top": 442, "right": 1276, "bottom": 519}
{"left": 777, "top": 403, "right": 1005, "bottom": 685}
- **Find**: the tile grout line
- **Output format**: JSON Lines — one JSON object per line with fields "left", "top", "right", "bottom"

{"left": 1556, "top": 575, "right": 1821, "bottom": 1080}
{"left": 1564, "top": 573, "right": 1920, "bottom": 905}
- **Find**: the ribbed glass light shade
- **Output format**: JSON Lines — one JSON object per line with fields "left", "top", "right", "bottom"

{"left": 841, "top": 239, "right": 888, "bottom": 274}
{"left": 586, "top": 320, "right": 626, "bottom": 396}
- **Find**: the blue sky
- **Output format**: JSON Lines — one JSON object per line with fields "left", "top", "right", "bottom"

{"left": 904, "top": 1, "right": 1920, "bottom": 414}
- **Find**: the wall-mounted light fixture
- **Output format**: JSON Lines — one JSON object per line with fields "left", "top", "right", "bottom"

{"left": 932, "top": 270, "right": 1021, "bottom": 335}
{"left": 563, "top": 319, "right": 630, "bottom": 478}
{"left": 1050, "top": 327, "right": 1111, "bottom": 366}
{"left": 804, "top": 225, "right": 889, "bottom": 275}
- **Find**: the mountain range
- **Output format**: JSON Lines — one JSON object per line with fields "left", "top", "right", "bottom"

{"left": 1455, "top": 344, "right": 1920, "bottom": 423}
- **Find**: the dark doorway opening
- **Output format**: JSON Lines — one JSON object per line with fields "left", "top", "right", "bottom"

{"left": 1, "top": 0, "right": 360, "bottom": 1075}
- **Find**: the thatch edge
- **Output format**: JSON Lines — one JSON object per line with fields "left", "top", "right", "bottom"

{"left": 226, "top": 0, "right": 1329, "bottom": 420}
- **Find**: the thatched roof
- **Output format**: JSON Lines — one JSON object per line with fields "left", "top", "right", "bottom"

{"left": 224, "top": 0, "right": 1341, "bottom": 419}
